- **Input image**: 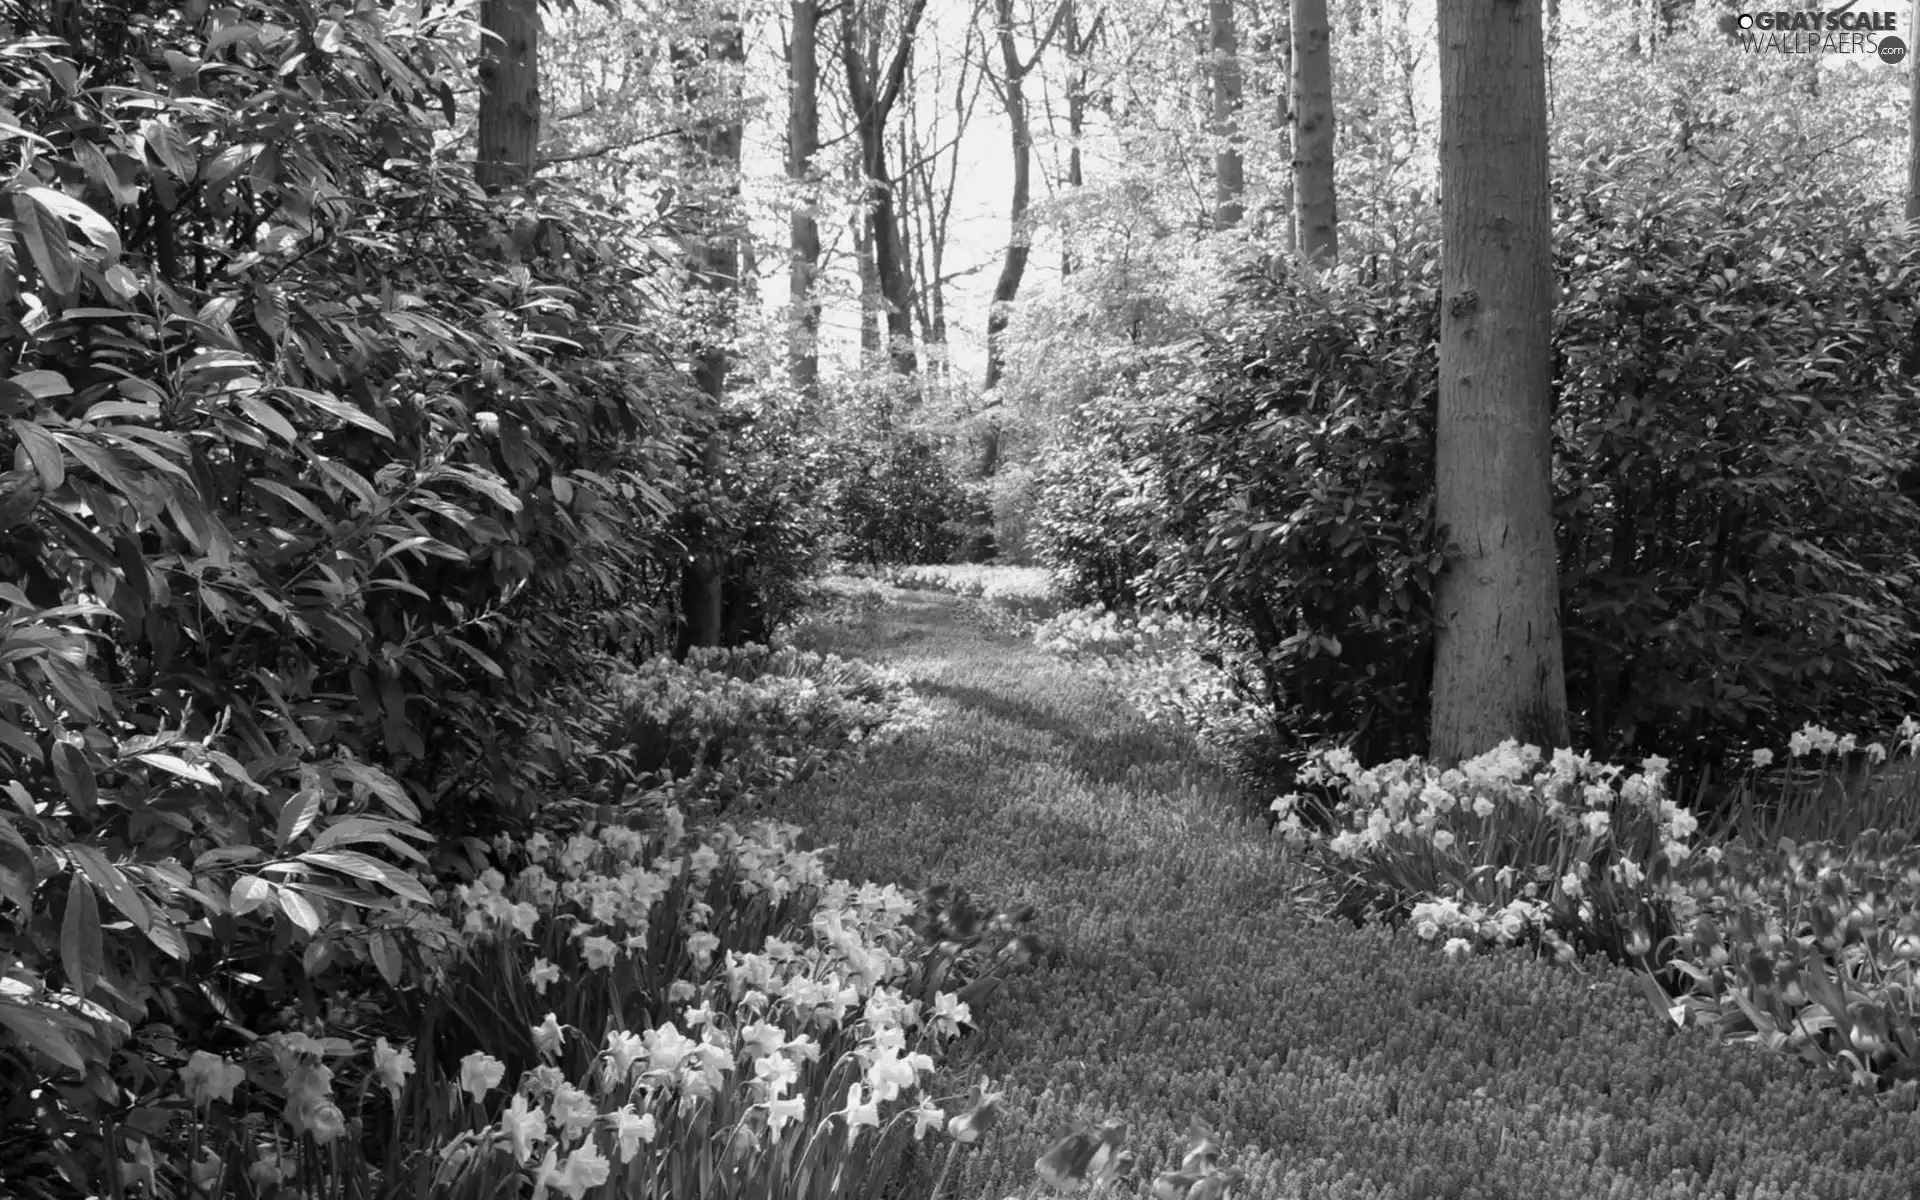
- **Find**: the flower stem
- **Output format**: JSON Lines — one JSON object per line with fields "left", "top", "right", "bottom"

{"left": 928, "top": 1141, "right": 963, "bottom": 1200}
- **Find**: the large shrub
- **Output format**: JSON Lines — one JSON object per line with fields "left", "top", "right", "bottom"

{"left": 1552, "top": 151, "right": 1920, "bottom": 771}
{"left": 830, "top": 432, "right": 972, "bottom": 566}
{"left": 1062, "top": 154, "right": 1920, "bottom": 786}
{"left": 0, "top": 2, "right": 717, "bottom": 1186}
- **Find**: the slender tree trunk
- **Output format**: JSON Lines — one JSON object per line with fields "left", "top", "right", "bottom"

{"left": 789, "top": 0, "right": 822, "bottom": 397}
{"left": 475, "top": 0, "right": 540, "bottom": 192}
{"left": 1061, "top": 0, "right": 1097, "bottom": 275}
{"left": 984, "top": 0, "right": 1039, "bottom": 395}
{"left": 854, "top": 177, "right": 881, "bottom": 362}
{"left": 842, "top": 0, "right": 929, "bottom": 377}
{"left": 1290, "top": 0, "right": 1337, "bottom": 267}
{"left": 1429, "top": 0, "right": 1569, "bottom": 763}
{"left": 676, "top": 13, "right": 745, "bottom": 654}
{"left": 1254, "top": 8, "right": 1295, "bottom": 252}
{"left": 1209, "top": 0, "right": 1246, "bottom": 229}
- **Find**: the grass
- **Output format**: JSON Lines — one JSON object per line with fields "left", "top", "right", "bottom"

{"left": 776, "top": 577, "right": 1920, "bottom": 1200}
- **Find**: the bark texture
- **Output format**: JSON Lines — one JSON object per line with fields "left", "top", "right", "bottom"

{"left": 1429, "top": 0, "right": 1569, "bottom": 763}
{"left": 1290, "top": 0, "right": 1337, "bottom": 267}
{"left": 476, "top": 0, "right": 540, "bottom": 193}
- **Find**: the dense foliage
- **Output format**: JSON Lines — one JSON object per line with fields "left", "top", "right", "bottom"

{"left": 1033, "top": 154, "right": 1920, "bottom": 789}
{"left": 0, "top": 3, "right": 836, "bottom": 1192}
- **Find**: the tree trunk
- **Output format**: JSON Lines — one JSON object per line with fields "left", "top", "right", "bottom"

{"left": 842, "top": 0, "right": 930, "bottom": 377}
{"left": 984, "top": 0, "right": 1041, "bottom": 395}
{"left": 1209, "top": 0, "right": 1246, "bottom": 229}
{"left": 475, "top": 0, "right": 540, "bottom": 193}
{"left": 1290, "top": 0, "right": 1337, "bottom": 267}
{"left": 1429, "top": 0, "right": 1569, "bottom": 764}
{"left": 854, "top": 178, "right": 881, "bottom": 362}
{"left": 1909, "top": 4, "right": 1920, "bottom": 223}
{"left": 676, "top": 13, "right": 745, "bottom": 655}
{"left": 1254, "top": 8, "right": 1295, "bottom": 251}
{"left": 789, "top": 0, "right": 822, "bottom": 397}
{"left": 1061, "top": 0, "right": 1097, "bottom": 275}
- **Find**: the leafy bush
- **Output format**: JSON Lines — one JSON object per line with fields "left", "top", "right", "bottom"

{"left": 1061, "top": 153, "right": 1920, "bottom": 788}
{"left": 0, "top": 3, "right": 751, "bottom": 1190}
{"left": 828, "top": 432, "right": 974, "bottom": 567}
{"left": 546, "top": 646, "right": 923, "bottom": 821}
{"left": 1553, "top": 152, "right": 1920, "bottom": 772}
{"left": 1028, "top": 401, "right": 1172, "bottom": 611}
{"left": 696, "top": 387, "right": 838, "bottom": 647}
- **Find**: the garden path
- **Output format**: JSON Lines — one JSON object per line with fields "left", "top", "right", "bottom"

{"left": 775, "top": 586, "right": 1919, "bottom": 1200}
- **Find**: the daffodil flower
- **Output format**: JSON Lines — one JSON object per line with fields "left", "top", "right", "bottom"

{"left": 459, "top": 1052, "right": 506, "bottom": 1103}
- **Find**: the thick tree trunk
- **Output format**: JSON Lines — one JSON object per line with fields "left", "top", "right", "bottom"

{"left": 1909, "top": 9, "right": 1920, "bottom": 223}
{"left": 1429, "top": 0, "right": 1569, "bottom": 764}
{"left": 676, "top": 14, "right": 745, "bottom": 655}
{"left": 475, "top": 0, "right": 540, "bottom": 193}
{"left": 789, "top": 0, "right": 822, "bottom": 397}
{"left": 1208, "top": 0, "right": 1245, "bottom": 230}
{"left": 1290, "top": 0, "right": 1337, "bottom": 267}
{"left": 842, "top": 0, "right": 929, "bottom": 377}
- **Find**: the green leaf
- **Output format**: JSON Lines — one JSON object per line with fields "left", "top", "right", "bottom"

{"left": 11, "top": 190, "right": 77, "bottom": 297}
{"left": 10, "top": 420, "right": 66, "bottom": 491}
{"left": 0, "top": 815, "right": 36, "bottom": 916}
{"left": 0, "top": 1000, "right": 87, "bottom": 1074}
{"left": 140, "top": 118, "right": 197, "bottom": 182}
{"left": 59, "top": 873, "right": 103, "bottom": 997}
{"left": 368, "top": 931, "right": 401, "bottom": 986}
{"left": 67, "top": 845, "right": 150, "bottom": 932}
{"left": 193, "top": 845, "right": 264, "bottom": 870}
{"left": 23, "top": 187, "right": 121, "bottom": 258}
{"left": 248, "top": 478, "right": 329, "bottom": 527}
{"left": 39, "top": 655, "right": 105, "bottom": 723}
{"left": 276, "top": 788, "right": 324, "bottom": 849}
{"left": 275, "top": 884, "right": 321, "bottom": 936}
{"left": 330, "top": 760, "right": 421, "bottom": 823}
{"left": 238, "top": 395, "right": 299, "bottom": 444}
{"left": 143, "top": 918, "right": 190, "bottom": 961}
{"left": 50, "top": 741, "right": 96, "bottom": 817}
{"left": 298, "top": 849, "right": 431, "bottom": 905}
{"left": 12, "top": 370, "right": 72, "bottom": 399}
{"left": 282, "top": 388, "right": 394, "bottom": 438}
{"left": 230, "top": 874, "right": 273, "bottom": 915}
{"left": 435, "top": 464, "right": 523, "bottom": 514}
{"left": 441, "top": 636, "right": 504, "bottom": 678}
{"left": 132, "top": 752, "right": 220, "bottom": 786}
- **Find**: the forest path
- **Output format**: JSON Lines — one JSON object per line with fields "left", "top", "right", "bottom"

{"left": 779, "top": 585, "right": 1335, "bottom": 1196}
{"left": 772, "top": 585, "right": 1919, "bottom": 1200}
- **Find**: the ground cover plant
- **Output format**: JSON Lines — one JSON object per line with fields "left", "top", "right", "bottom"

{"left": 1271, "top": 722, "right": 1920, "bottom": 1099}
{"left": 775, "top": 579, "right": 1920, "bottom": 1200}
{"left": 883, "top": 565, "right": 1066, "bottom": 637}
{"left": 0, "top": 633, "right": 1026, "bottom": 1199}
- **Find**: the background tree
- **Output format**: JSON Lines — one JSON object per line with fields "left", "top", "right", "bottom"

{"left": 676, "top": 9, "right": 748, "bottom": 652}
{"left": 984, "top": 0, "right": 1069, "bottom": 396}
{"left": 1429, "top": 0, "right": 1568, "bottom": 761}
{"left": 1290, "top": 0, "right": 1337, "bottom": 266}
{"left": 1910, "top": 19, "right": 1920, "bottom": 223}
{"left": 842, "top": 0, "right": 932, "bottom": 377}
{"left": 790, "top": 0, "right": 824, "bottom": 397}
{"left": 476, "top": 0, "right": 541, "bottom": 192}
{"left": 1208, "top": 0, "right": 1247, "bottom": 229}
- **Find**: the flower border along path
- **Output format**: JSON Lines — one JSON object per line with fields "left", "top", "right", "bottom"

{"left": 780, "top": 585, "right": 1920, "bottom": 1200}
